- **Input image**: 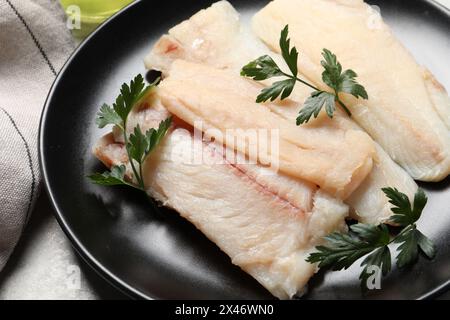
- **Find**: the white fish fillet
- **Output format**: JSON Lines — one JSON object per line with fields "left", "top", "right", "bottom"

{"left": 145, "top": 0, "right": 417, "bottom": 223}
{"left": 252, "top": 0, "right": 450, "bottom": 182}
{"left": 93, "top": 106, "right": 349, "bottom": 299}
{"left": 144, "top": 1, "right": 278, "bottom": 76}
{"left": 159, "top": 60, "right": 375, "bottom": 199}
{"left": 423, "top": 68, "right": 450, "bottom": 130}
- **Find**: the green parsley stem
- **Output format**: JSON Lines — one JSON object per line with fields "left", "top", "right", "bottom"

{"left": 292, "top": 74, "right": 355, "bottom": 118}
{"left": 123, "top": 124, "right": 145, "bottom": 191}
{"left": 336, "top": 99, "right": 352, "bottom": 117}
{"left": 280, "top": 71, "right": 321, "bottom": 92}
{"left": 291, "top": 73, "right": 355, "bottom": 118}
{"left": 139, "top": 162, "right": 145, "bottom": 191}
{"left": 294, "top": 76, "right": 320, "bottom": 92}
{"left": 125, "top": 181, "right": 144, "bottom": 192}
{"left": 394, "top": 224, "right": 415, "bottom": 239}
{"left": 242, "top": 27, "right": 368, "bottom": 125}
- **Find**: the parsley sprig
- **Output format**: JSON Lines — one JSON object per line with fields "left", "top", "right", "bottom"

{"left": 307, "top": 188, "right": 436, "bottom": 290}
{"left": 89, "top": 74, "right": 172, "bottom": 191}
{"left": 241, "top": 25, "right": 368, "bottom": 125}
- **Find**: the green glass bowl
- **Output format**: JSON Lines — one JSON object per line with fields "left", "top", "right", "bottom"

{"left": 60, "top": 0, "right": 134, "bottom": 39}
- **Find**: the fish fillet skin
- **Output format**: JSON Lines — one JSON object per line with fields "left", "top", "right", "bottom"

{"left": 159, "top": 60, "right": 375, "bottom": 199}
{"left": 252, "top": 0, "right": 450, "bottom": 182}
{"left": 93, "top": 110, "right": 349, "bottom": 299}
{"left": 144, "top": 0, "right": 417, "bottom": 223}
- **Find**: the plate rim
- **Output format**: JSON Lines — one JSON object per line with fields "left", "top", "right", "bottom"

{"left": 38, "top": 0, "right": 450, "bottom": 300}
{"left": 39, "top": 0, "right": 149, "bottom": 300}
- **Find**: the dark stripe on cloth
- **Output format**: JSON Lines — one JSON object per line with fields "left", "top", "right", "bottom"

{"left": 5, "top": 0, "right": 57, "bottom": 76}
{"left": 0, "top": 108, "right": 37, "bottom": 222}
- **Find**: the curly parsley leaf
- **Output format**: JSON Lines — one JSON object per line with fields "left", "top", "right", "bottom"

{"left": 383, "top": 187, "right": 427, "bottom": 226}
{"left": 127, "top": 118, "right": 172, "bottom": 164}
{"left": 359, "top": 246, "right": 391, "bottom": 290}
{"left": 89, "top": 75, "right": 171, "bottom": 192}
{"left": 296, "top": 91, "right": 335, "bottom": 125}
{"left": 256, "top": 79, "right": 296, "bottom": 103}
{"left": 321, "top": 49, "right": 368, "bottom": 100}
{"left": 94, "top": 74, "right": 155, "bottom": 130}
{"left": 307, "top": 188, "right": 436, "bottom": 291}
{"left": 96, "top": 104, "right": 123, "bottom": 129}
{"left": 339, "top": 70, "right": 369, "bottom": 99}
{"left": 321, "top": 48, "right": 342, "bottom": 91}
{"left": 241, "top": 25, "right": 312, "bottom": 104}
{"left": 241, "top": 26, "right": 368, "bottom": 125}
{"left": 394, "top": 225, "right": 437, "bottom": 268}
{"left": 146, "top": 117, "right": 172, "bottom": 154}
{"left": 307, "top": 223, "right": 392, "bottom": 290}
{"left": 113, "top": 74, "right": 150, "bottom": 123}
{"left": 416, "top": 230, "right": 437, "bottom": 260}
{"left": 88, "top": 165, "right": 128, "bottom": 187}
{"left": 240, "top": 55, "right": 284, "bottom": 81}
{"left": 306, "top": 224, "right": 390, "bottom": 271}
{"left": 127, "top": 124, "right": 149, "bottom": 164}
{"left": 279, "top": 25, "right": 298, "bottom": 76}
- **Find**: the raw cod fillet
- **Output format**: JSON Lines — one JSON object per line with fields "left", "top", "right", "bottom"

{"left": 159, "top": 60, "right": 375, "bottom": 199}
{"left": 252, "top": 0, "right": 450, "bottom": 182}
{"left": 93, "top": 103, "right": 349, "bottom": 299}
{"left": 145, "top": 0, "right": 417, "bottom": 223}
{"left": 144, "top": 0, "right": 278, "bottom": 76}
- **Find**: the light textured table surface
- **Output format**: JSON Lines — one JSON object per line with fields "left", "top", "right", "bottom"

{"left": 0, "top": 0, "right": 449, "bottom": 300}
{"left": 0, "top": 193, "right": 126, "bottom": 299}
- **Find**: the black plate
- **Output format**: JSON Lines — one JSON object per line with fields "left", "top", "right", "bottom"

{"left": 40, "top": 0, "right": 450, "bottom": 299}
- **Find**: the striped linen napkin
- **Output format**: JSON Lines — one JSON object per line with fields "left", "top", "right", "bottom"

{"left": 0, "top": 0, "right": 75, "bottom": 271}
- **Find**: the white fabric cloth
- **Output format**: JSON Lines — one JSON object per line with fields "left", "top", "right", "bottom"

{"left": 0, "top": 0, "right": 75, "bottom": 271}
